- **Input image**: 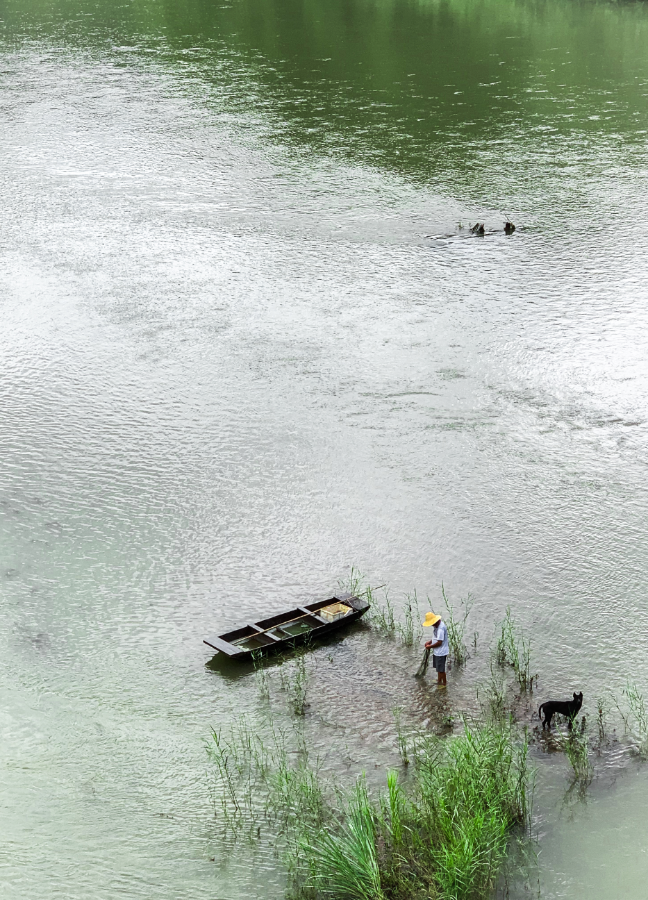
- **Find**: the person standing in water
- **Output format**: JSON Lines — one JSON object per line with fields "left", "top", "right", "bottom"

{"left": 422, "top": 612, "right": 449, "bottom": 685}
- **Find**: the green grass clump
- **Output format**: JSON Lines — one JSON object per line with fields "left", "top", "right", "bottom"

{"left": 396, "top": 591, "right": 422, "bottom": 647}
{"left": 496, "top": 608, "right": 534, "bottom": 692}
{"left": 441, "top": 584, "right": 473, "bottom": 667}
{"left": 619, "top": 682, "right": 648, "bottom": 757}
{"left": 300, "top": 721, "right": 531, "bottom": 900}
{"left": 560, "top": 718, "right": 592, "bottom": 786}
{"left": 208, "top": 712, "right": 532, "bottom": 900}
{"left": 303, "top": 779, "right": 384, "bottom": 900}
{"left": 414, "top": 723, "right": 530, "bottom": 899}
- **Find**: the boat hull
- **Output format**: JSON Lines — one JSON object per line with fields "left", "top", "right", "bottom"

{"left": 203, "top": 593, "right": 369, "bottom": 660}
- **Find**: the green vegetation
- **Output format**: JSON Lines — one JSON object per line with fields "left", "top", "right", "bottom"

{"left": 495, "top": 608, "right": 534, "bottom": 693}
{"left": 595, "top": 696, "right": 609, "bottom": 747}
{"left": 619, "top": 682, "right": 648, "bottom": 757}
{"left": 252, "top": 650, "right": 271, "bottom": 702}
{"left": 302, "top": 778, "right": 383, "bottom": 900}
{"left": 478, "top": 666, "right": 509, "bottom": 725}
{"left": 397, "top": 591, "right": 422, "bottom": 648}
{"left": 559, "top": 718, "right": 593, "bottom": 787}
{"left": 209, "top": 707, "right": 532, "bottom": 900}
{"left": 300, "top": 720, "right": 531, "bottom": 900}
{"left": 208, "top": 715, "right": 326, "bottom": 839}
{"left": 280, "top": 653, "right": 309, "bottom": 716}
{"left": 441, "top": 584, "right": 473, "bottom": 667}
{"left": 392, "top": 707, "right": 410, "bottom": 766}
{"left": 367, "top": 585, "right": 397, "bottom": 635}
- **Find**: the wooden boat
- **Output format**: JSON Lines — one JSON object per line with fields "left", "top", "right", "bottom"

{"left": 203, "top": 592, "right": 369, "bottom": 660}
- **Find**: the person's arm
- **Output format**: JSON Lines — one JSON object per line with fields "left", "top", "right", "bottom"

{"left": 425, "top": 630, "right": 443, "bottom": 649}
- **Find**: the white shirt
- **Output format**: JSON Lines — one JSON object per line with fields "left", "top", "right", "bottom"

{"left": 432, "top": 621, "right": 449, "bottom": 656}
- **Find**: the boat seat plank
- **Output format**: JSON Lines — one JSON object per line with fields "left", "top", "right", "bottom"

{"left": 298, "top": 606, "right": 327, "bottom": 624}
{"left": 250, "top": 624, "right": 281, "bottom": 641}
{"left": 203, "top": 636, "right": 238, "bottom": 655}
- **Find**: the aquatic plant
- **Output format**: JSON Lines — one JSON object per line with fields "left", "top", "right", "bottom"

{"left": 396, "top": 590, "right": 421, "bottom": 647}
{"left": 289, "top": 654, "right": 310, "bottom": 716}
{"left": 252, "top": 650, "right": 271, "bottom": 702}
{"left": 441, "top": 584, "right": 473, "bottom": 667}
{"left": 621, "top": 682, "right": 648, "bottom": 757}
{"left": 382, "top": 769, "right": 407, "bottom": 846}
{"left": 208, "top": 708, "right": 533, "bottom": 900}
{"left": 339, "top": 570, "right": 395, "bottom": 635}
{"left": 392, "top": 706, "right": 410, "bottom": 766}
{"left": 478, "top": 666, "right": 508, "bottom": 724}
{"left": 207, "top": 713, "right": 327, "bottom": 842}
{"left": 495, "top": 608, "right": 534, "bottom": 692}
{"left": 302, "top": 779, "right": 384, "bottom": 900}
{"left": 276, "top": 646, "right": 311, "bottom": 716}
{"left": 560, "top": 718, "right": 592, "bottom": 786}
{"left": 368, "top": 585, "right": 396, "bottom": 635}
{"left": 272, "top": 752, "right": 327, "bottom": 830}
{"left": 414, "top": 722, "right": 531, "bottom": 899}
{"left": 298, "top": 721, "right": 532, "bottom": 900}
{"left": 595, "top": 696, "right": 607, "bottom": 745}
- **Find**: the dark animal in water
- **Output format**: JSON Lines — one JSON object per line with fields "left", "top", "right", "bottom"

{"left": 470, "top": 223, "right": 485, "bottom": 235}
{"left": 504, "top": 221, "right": 516, "bottom": 234}
{"left": 539, "top": 692, "right": 583, "bottom": 730}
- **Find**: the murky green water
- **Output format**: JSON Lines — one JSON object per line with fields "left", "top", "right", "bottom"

{"left": 2, "top": 0, "right": 648, "bottom": 896}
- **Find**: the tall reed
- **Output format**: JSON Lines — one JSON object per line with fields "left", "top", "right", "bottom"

{"left": 252, "top": 650, "right": 270, "bottom": 702}
{"left": 369, "top": 586, "right": 396, "bottom": 635}
{"left": 496, "top": 608, "right": 533, "bottom": 692}
{"left": 392, "top": 706, "right": 410, "bottom": 766}
{"left": 441, "top": 584, "right": 473, "bottom": 666}
{"left": 622, "top": 682, "right": 648, "bottom": 757}
{"left": 299, "top": 721, "right": 532, "bottom": 900}
{"left": 396, "top": 591, "right": 421, "bottom": 647}
{"left": 302, "top": 779, "right": 384, "bottom": 900}
{"left": 415, "top": 722, "right": 531, "bottom": 899}
{"left": 560, "top": 717, "right": 592, "bottom": 785}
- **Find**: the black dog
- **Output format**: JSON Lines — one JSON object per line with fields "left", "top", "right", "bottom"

{"left": 539, "top": 692, "right": 583, "bottom": 730}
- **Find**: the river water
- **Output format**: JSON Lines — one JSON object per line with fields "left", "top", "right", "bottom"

{"left": 2, "top": 0, "right": 648, "bottom": 897}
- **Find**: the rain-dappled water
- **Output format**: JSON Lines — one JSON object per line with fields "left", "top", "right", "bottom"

{"left": 2, "top": 0, "right": 648, "bottom": 897}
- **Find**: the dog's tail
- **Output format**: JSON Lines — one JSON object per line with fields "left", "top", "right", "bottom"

{"left": 538, "top": 704, "right": 543, "bottom": 719}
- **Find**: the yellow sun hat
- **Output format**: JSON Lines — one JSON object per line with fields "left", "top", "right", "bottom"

{"left": 422, "top": 612, "right": 441, "bottom": 627}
